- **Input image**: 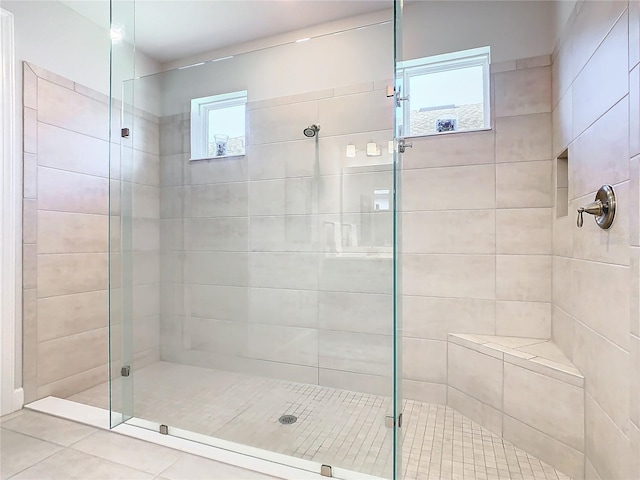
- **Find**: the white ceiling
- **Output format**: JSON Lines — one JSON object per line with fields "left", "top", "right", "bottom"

{"left": 61, "top": 0, "right": 392, "bottom": 63}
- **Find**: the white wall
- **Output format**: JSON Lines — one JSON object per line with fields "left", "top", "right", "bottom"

{"left": 403, "top": 1, "right": 556, "bottom": 63}
{"left": 2, "top": 0, "right": 158, "bottom": 95}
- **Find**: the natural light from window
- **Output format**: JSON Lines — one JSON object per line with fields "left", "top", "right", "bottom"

{"left": 190, "top": 90, "right": 247, "bottom": 160}
{"left": 396, "top": 47, "right": 490, "bottom": 137}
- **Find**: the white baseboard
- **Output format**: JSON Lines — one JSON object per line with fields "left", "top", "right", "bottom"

{"left": 11, "top": 387, "right": 23, "bottom": 412}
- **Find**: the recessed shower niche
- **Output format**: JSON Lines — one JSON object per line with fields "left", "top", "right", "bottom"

{"left": 556, "top": 150, "right": 569, "bottom": 218}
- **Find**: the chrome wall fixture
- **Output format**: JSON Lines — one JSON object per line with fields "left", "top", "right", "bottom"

{"left": 576, "top": 184, "right": 616, "bottom": 229}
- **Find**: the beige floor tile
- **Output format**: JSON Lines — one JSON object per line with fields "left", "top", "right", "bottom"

{"left": 1, "top": 410, "right": 95, "bottom": 446}
{"left": 159, "top": 454, "right": 281, "bottom": 479}
{"left": 0, "top": 429, "right": 62, "bottom": 478}
{"left": 0, "top": 410, "right": 25, "bottom": 424}
{"left": 71, "top": 430, "right": 182, "bottom": 476}
{"left": 9, "top": 448, "right": 153, "bottom": 480}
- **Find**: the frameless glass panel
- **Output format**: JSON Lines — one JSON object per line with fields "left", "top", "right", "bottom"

{"left": 111, "top": 14, "right": 399, "bottom": 478}
{"left": 109, "top": 0, "right": 136, "bottom": 428}
{"left": 392, "top": 1, "right": 404, "bottom": 479}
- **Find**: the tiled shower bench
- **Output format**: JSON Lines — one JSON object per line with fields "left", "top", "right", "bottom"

{"left": 446, "top": 334, "right": 585, "bottom": 479}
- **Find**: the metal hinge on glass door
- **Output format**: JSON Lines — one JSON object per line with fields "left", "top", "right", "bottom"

{"left": 386, "top": 85, "right": 409, "bottom": 107}
{"left": 385, "top": 413, "right": 403, "bottom": 428}
{"left": 398, "top": 139, "right": 412, "bottom": 153}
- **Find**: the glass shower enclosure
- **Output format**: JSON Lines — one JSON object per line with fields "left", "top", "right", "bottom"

{"left": 108, "top": 2, "right": 403, "bottom": 478}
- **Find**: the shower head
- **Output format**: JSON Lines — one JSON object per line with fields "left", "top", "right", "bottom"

{"left": 303, "top": 124, "right": 320, "bottom": 138}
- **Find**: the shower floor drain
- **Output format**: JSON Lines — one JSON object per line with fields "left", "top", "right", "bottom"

{"left": 278, "top": 414, "right": 297, "bottom": 425}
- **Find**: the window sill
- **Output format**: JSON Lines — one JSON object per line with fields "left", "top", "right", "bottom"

{"left": 402, "top": 127, "right": 492, "bottom": 140}
{"left": 189, "top": 154, "right": 246, "bottom": 162}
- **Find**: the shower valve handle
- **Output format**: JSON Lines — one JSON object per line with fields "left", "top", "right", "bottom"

{"left": 577, "top": 200, "right": 604, "bottom": 227}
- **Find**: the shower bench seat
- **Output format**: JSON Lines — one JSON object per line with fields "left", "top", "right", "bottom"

{"left": 445, "top": 333, "right": 585, "bottom": 479}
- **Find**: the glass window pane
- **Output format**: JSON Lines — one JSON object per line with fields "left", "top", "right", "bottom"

{"left": 409, "top": 65, "right": 485, "bottom": 136}
{"left": 207, "top": 103, "right": 245, "bottom": 156}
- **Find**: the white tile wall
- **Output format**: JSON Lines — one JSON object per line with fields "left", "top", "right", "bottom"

{"left": 552, "top": 3, "right": 637, "bottom": 479}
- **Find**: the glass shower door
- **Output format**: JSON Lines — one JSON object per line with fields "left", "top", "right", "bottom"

{"left": 109, "top": 3, "right": 402, "bottom": 478}
{"left": 392, "top": 1, "right": 404, "bottom": 478}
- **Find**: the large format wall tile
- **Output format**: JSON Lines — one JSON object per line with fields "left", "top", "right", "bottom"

{"left": 24, "top": 64, "right": 161, "bottom": 400}
{"left": 494, "top": 67, "right": 551, "bottom": 117}
{"left": 188, "top": 284, "right": 248, "bottom": 321}
{"left": 249, "top": 178, "right": 315, "bottom": 216}
{"left": 249, "top": 215, "right": 317, "bottom": 252}
{"left": 402, "top": 164, "right": 495, "bottom": 211}
{"left": 447, "top": 343, "right": 503, "bottom": 409}
{"left": 496, "top": 161, "right": 553, "bottom": 208}
{"left": 250, "top": 252, "right": 319, "bottom": 290}
{"left": 318, "top": 291, "right": 391, "bottom": 335}
{"left": 403, "top": 210, "right": 495, "bottom": 254}
{"left": 447, "top": 386, "right": 503, "bottom": 435}
{"left": 571, "top": 259, "right": 629, "bottom": 349}
{"left": 37, "top": 123, "right": 109, "bottom": 177}
{"left": 572, "top": 11, "right": 629, "bottom": 137}
{"left": 503, "top": 363, "right": 584, "bottom": 450}
{"left": 37, "top": 167, "right": 108, "bottom": 215}
{"left": 186, "top": 218, "right": 248, "bottom": 251}
{"left": 402, "top": 338, "right": 446, "bottom": 383}
{"left": 502, "top": 414, "right": 584, "bottom": 479}
{"left": 317, "top": 89, "right": 393, "bottom": 137}
{"left": 37, "top": 79, "right": 109, "bottom": 140}
{"left": 495, "top": 113, "right": 552, "bottom": 163}
{"left": 37, "top": 291, "right": 108, "bottom": 342}
{"left": 318, "top": 330, "right": 392, "bottom": 377}
{"left": 250, "top": 288, "right": 318, "bottom": 328}
{"left": 585, "top": 395, "right": 631, "bottom": 480}
{"left": 496, "top": 208, "right": 552, "bottom": 254}
{"left": 571, "top": 1, "right": 628, "bottom": 80}
{"left": 570, "top": 98, "right": 629, "bottom": 200}
{"left": 37, "top": 328, "right": 109, "bottom": 385}
{"left": 572, "top": 324, "right": 630, "bottom": 431}
{"left": 403, "top": 296, "right": 495, "bottom": 341}
{"left": 37, "top": 253, "right": 108, "bottom": 298}
{"left": 496, "top": 301, "right": 551, "bottom": 338}
{"left": 245, "top": 323, "right": 319, "bottom": 367}
{"left": 496, "top": 255, "right": 552, "bottom": 302}
{"left": 37, "top": 211, "right": 108, "bottom": 254}
{"left": 319, "top": 256, "right": 392, "bottom": 295}
{"left": 249, "top": 140, "right": 316, "bottom": 180}
{"left": 190, "top": 183, "right": 248, "bottom": 217}
{"left": 403, "top": 129, "right": 494, "bottom": 169}
{"left": 248, "top": 101, "right": 318, "bottom": 145}
{"left": 403, "top": 254, "right": 495, "bottom": 299}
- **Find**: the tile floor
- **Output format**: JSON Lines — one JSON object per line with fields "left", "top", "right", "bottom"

{"left": 0, "top": 409, "right": 278, "bottom": 479}
{"left": 66, "top": 361, "right": 572, "bottom": 480}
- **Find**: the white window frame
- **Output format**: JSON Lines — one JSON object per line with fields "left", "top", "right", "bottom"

{"left": 190, "top": 90, "right": 247, "bottom": 161}
{"left": 397, "top": 46, "right": 491, "bottom": 138}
